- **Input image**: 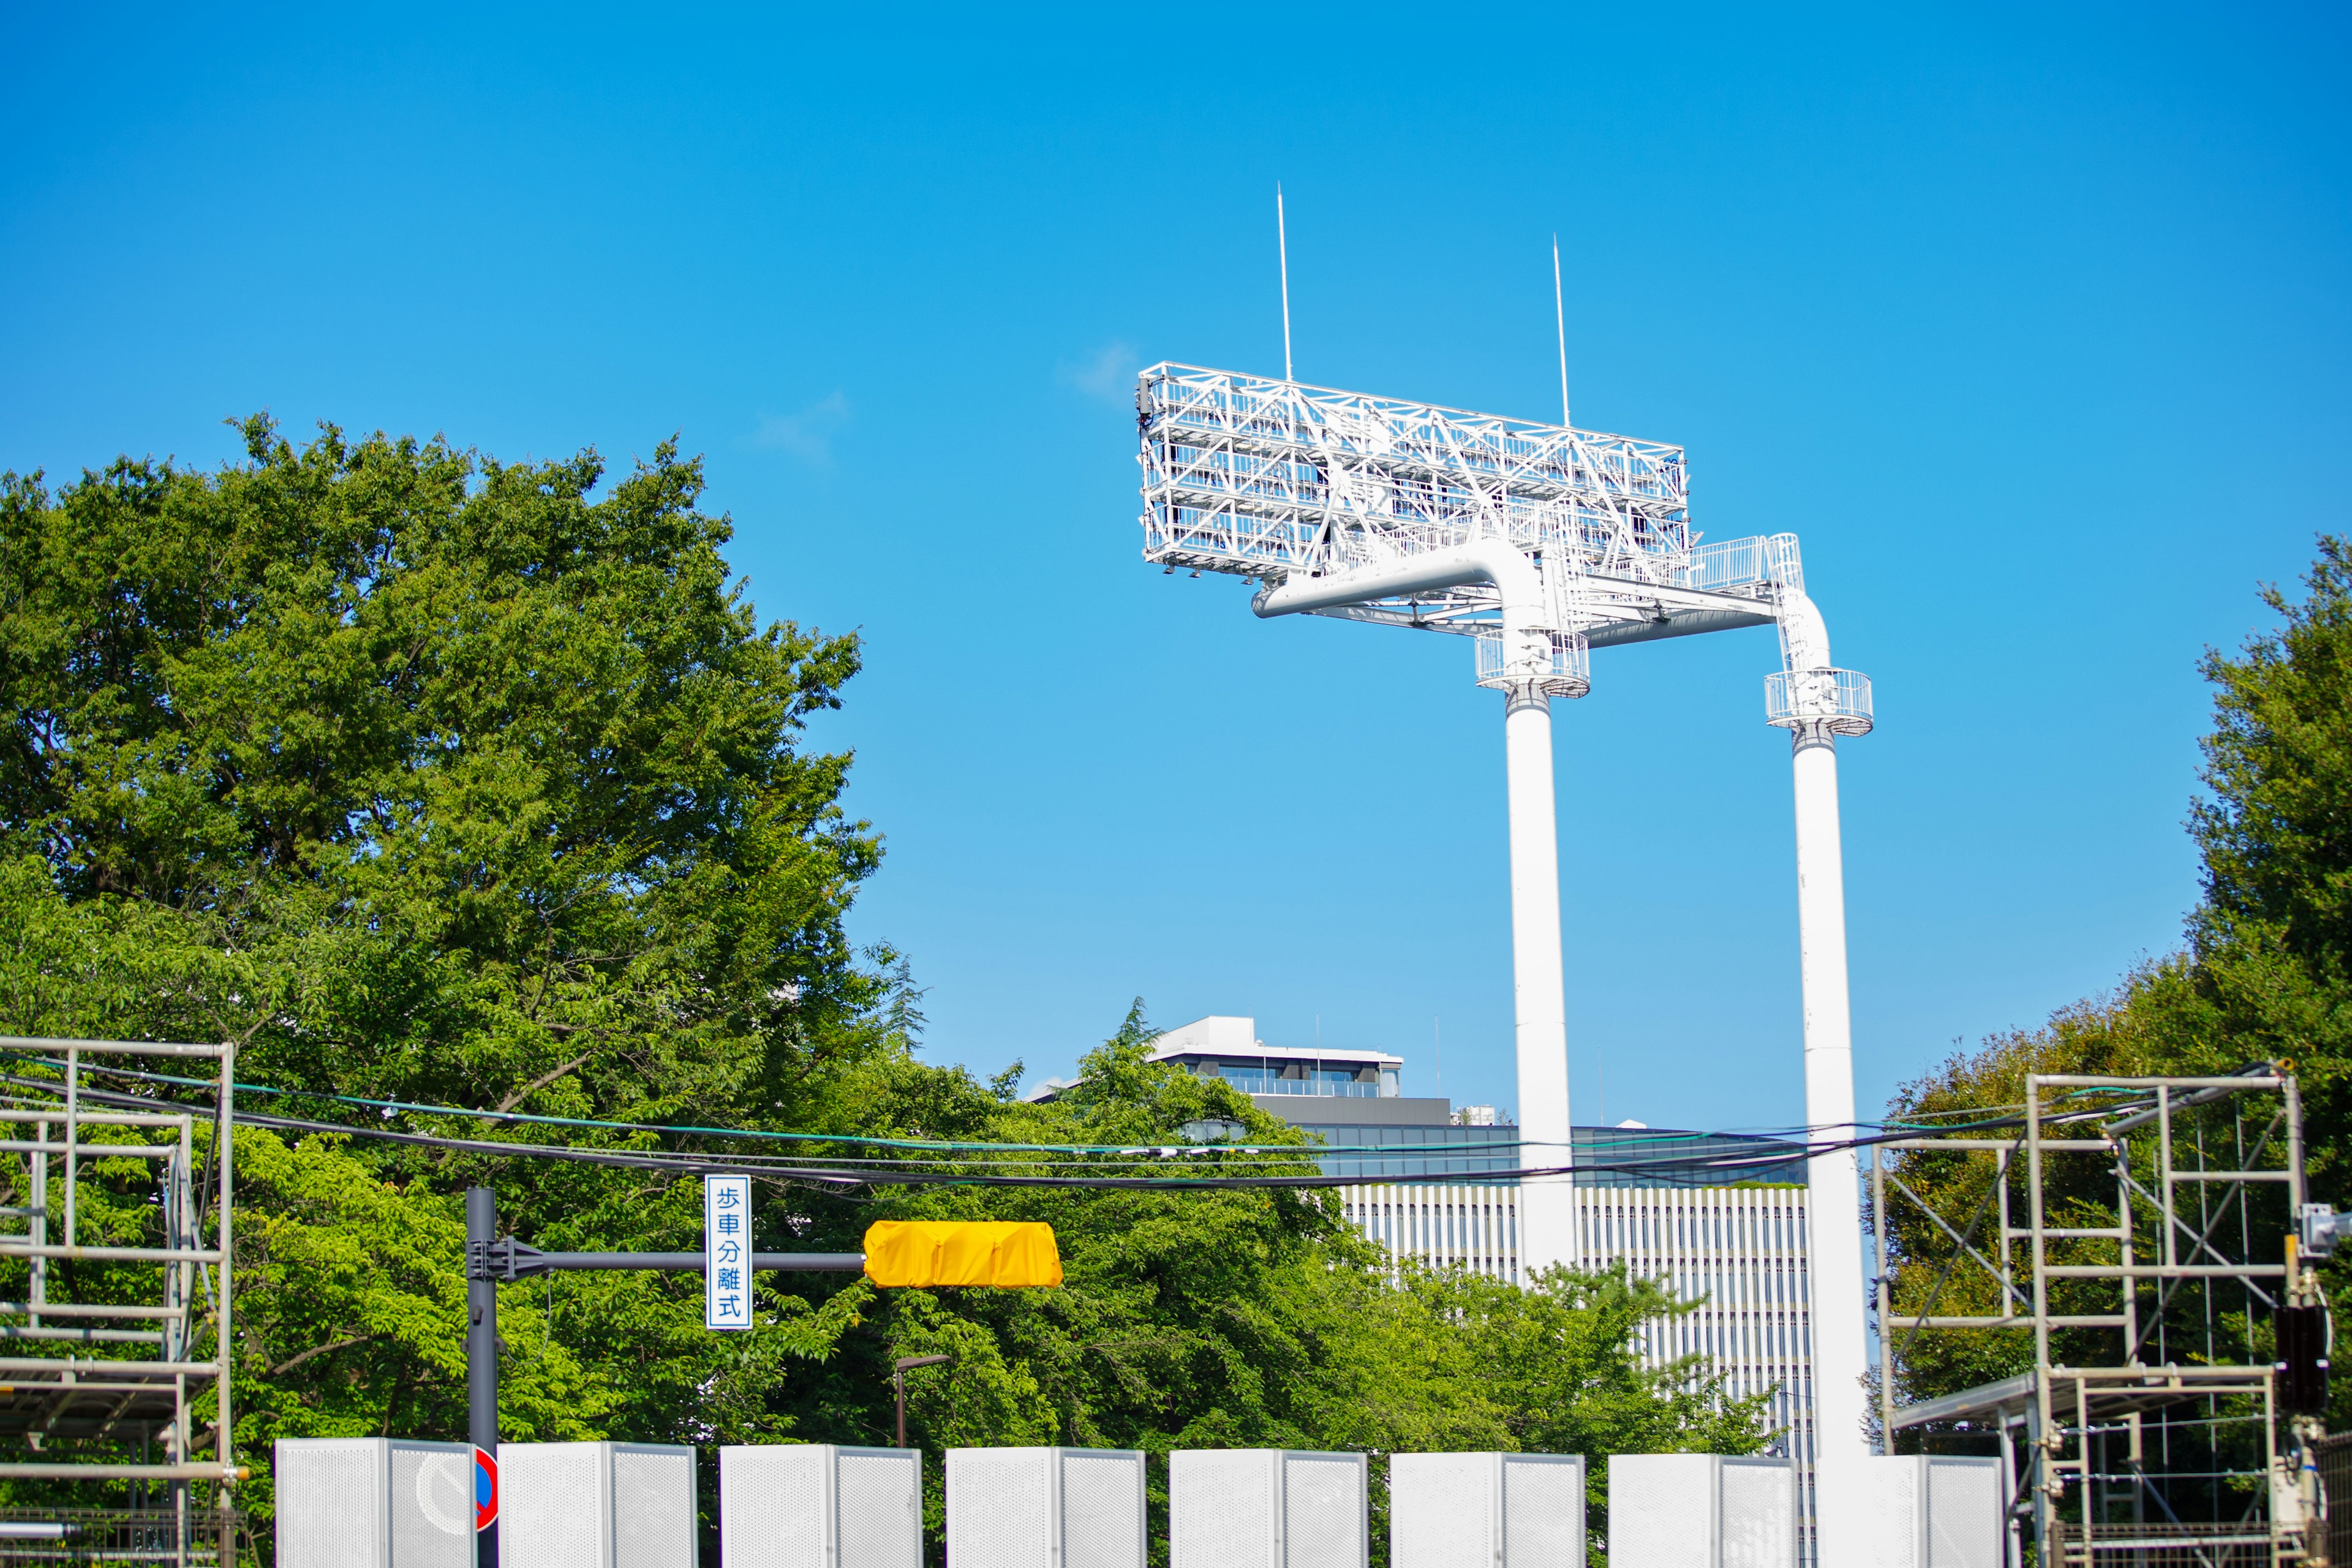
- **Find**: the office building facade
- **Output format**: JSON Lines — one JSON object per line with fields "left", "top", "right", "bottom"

{"left": 1139, "top": 1017, "right": 1815, "bottom": 1466}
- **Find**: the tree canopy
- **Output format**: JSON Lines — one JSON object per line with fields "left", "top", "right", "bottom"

{"left": 0, "top": 422, "right": 1766, "bottom": 1564}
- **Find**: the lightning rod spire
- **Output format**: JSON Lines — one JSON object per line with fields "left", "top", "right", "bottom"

{"left": 1278, "top": 186, "right": 1294, "bottom": 382}
{"left": 1553, "top": 235, "right": 1570, "bottom": 428}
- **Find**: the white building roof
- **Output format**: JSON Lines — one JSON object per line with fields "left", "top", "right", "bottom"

{"left": 1147, "top": 1016, "right": 1403, "bottom": 1069}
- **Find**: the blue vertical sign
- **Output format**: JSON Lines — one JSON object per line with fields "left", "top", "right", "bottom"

{"left": 704, "top": 1175, "right": 753, "bottom": 1330}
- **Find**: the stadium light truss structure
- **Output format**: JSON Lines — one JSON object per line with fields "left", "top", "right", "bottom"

{"left": 1136, "top": 362, "right": 1880, "bottom": 1564}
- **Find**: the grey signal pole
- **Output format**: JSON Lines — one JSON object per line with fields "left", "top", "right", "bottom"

{"left": 466, "top": 1189, "right": 499, "bottom": 1568}
{"left": 462, "top": 1183, "right": 865, "bottom": 1567}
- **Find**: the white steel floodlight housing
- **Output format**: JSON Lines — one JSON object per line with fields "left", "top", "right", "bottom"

{"left": 1136, "top": 362, "right": 1880, "bottom": 1562}
{"left": 1389, "top": 1452, "right": 1585, "bottom": 1568}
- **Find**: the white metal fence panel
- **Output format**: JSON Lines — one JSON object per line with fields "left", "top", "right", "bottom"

{"left": 498, "top": 1441, "right": 693, "bottom": 1568}
{"left": 1855, "top": 1455, "right": 1923, "bottom": 1567}
{"left": 1498, "top": 1453, "right": 1585, "bottom": 1568}
{"left": 947, "top": 1449, "right": 1052, "bottom": 1568}
{"left": 943, "top": 1447, "right": 1146, "bottom": 1568}
{"left": 1171, "top": 1450, "right": 1276, "bottom": 1568}
{"left": 276, "top": 1438, "right": 475, "bottom": 1568}
{"left": 1924, "top": 1458, "right": 2002, "bottom": 1568}
{"left": 835, "top": 1447, "right": 922, "bottom": 1568}
{"left": 1717, "top": 1458, "right": 1795, "bottom": 1568}
{"left": 1281, "top": 1452, "right": 1367, "bottom": 1568}
{"left": 1608, "top": 1454, "right": 1714, "bottom": 1567}
{"left": 612, "top": 1445, "right": 697, "bottom": 1568}
{"left": 390, "top": 1446, "right": 477, "bottom": 1568}
{"left": 1390, "top": 1453, "right": 1491, "bottom": 1568}
{"left": 499, "top": 1443, "right": 611, "bottom": 1568}
{"left": 719, "top": 1445, "right": 833, "bottom": 1568}
{"left": 277, "top": 1438, "right": 390, "bottom": 1568}
{"left": 1059, "top": 1450, "right": 1147, "bottom": 1568}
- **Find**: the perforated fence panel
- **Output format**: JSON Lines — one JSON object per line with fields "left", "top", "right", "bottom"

{"left": 1853, "top": 1457, "right": 1921, "bottom": 1568}
{"left": 1283, "top": 1453, "right": 1367, "bottom": 1568}
{"left": 948, "top": 1449, "right": 1052, "bottom": 1568}
{"left": 1498, "top": 1454, "right": 1584, "bottom": 1568}
{"left": 1607, "top": 1455, "right": 1713, "bottom": 1568}
{"left": 611, "top": 1446, "right": 696, "bottom": 1568}
{"left": 390, "top": 1445, "right": 477, "bottom": 1568}
{"left": 1058, "top": 1450, "right": 1145, "bottom": 1568}
{"left": 720, "top": 1446, "right": 832, "bottom": 1568}
{"left": 500, "top": 1443, "right": 611, "bottom": 1568}
{"left": 835, "top": 1448, "right": 922, "bottom": 1568}
{"left": 276, "top": 1438, "right": 390, "bottom": 1568}
{"left": 1172, "top": 1452, "right": 1275, "bottom": 1568}
{"left": 1717, "top": 1460, "right": 1794, "bottom": 1568}
{"left": 1390, "top": 1454, "right": 1492, "bottom": 1568}
{"left": 1924, "top": 1458, "right": 2002, "bottom": 1568}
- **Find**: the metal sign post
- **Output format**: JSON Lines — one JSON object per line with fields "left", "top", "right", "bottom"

{"left": 461, "top": 1183, "right": 867, "bottom": 1565}
{"left": 466, "top": 1189, "right": 500, "bottom": 1567}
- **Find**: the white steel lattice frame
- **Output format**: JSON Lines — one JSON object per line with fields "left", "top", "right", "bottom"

{"left": 1872, "top": 1073, "right": 2305, "bottom": 1568}
{"left": 0, "top": 1036, "right": 239, "bottom": 1561}
{"left": 1136, "top": 363, "right": 1797, "bottom": 650}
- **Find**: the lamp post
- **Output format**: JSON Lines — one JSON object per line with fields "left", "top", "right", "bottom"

{"left": 894, "top": 1354, "right": 952, "bottom": 1449}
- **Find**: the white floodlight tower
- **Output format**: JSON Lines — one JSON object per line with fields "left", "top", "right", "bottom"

{"left": 1132, "top": 365, "right": 1878, "bottom": 1536}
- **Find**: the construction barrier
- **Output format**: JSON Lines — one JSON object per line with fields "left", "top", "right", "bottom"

{"left": 1857, "top": 1455, "right": 2002, "bottom": 1568}
{"left": 1607, "top": 1453, "right": 1796, "bottom": 1567}
{"left": 274, "top": 1438, "right": 476, "bottom": 1568}
{"left": 497, "top": 1442, "right": 695, "bottom": 1568}
{"left": 1169, "top": 1449, "right": 1368, "bottom": 1568}
{"left": 719, "top": 1443, "right": 922, "bottom": 1568}
{"left": 1390, "top": 1452, "right": 1585, "bottom": 1568}
{"left": 946, "top": 1447, "right": 1147, "bottom": 1568}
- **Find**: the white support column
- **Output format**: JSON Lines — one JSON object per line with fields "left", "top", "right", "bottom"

{"left": 1505, "top": 687, "right": 1574, "bottom": 1280}
{"left": 1793, "top": 721, "right": 1868, "bottom": 1563}
{"left": 1762, "top": 587, "right": 1876, "bottom": 1565}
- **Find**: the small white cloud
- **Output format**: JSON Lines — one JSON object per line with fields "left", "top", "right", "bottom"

{"left": 1057, "top": 341, "right": 1140, "bottom": 405}
{"left": 750, "top": 392, "right": 851, "bottom": 464}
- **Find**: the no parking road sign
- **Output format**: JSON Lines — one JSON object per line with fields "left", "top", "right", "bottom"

{"left": 473, "top": 1446, "right": 497, "bottom": 1531}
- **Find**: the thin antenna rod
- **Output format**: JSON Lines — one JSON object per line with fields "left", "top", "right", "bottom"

{"left": 1278, "top": 186, "right": 1294, "bottom": 382}
{"left": 1552, "top": 235, "right": 1570, "bottom": 428}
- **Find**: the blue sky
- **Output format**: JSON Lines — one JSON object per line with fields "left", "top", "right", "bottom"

{"left": 4, "top": 4, "right": 2345, "bottom": 1135}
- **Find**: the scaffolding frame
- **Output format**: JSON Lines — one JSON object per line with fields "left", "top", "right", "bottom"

{"left": 0, "top": 1038, "right": 239, "bottom": 1564}
{"left": 1871, "top": 1071, "right": 2306, "bottom": 1567}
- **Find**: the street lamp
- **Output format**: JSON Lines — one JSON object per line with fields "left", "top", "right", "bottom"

{"left": 893, "top": 1354, "right": 952, "bottom": 1449}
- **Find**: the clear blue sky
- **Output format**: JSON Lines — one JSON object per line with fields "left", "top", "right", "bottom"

{"left": 4, "top": 4, "right": 2345, "bottom": 1135}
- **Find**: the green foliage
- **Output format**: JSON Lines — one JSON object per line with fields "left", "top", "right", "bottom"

{"left": 0, "top": 424, "right": 1765, "bottom": 1564}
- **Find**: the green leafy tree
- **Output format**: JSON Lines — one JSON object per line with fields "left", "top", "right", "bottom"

{"left": 0, "top": 424, "right": 1767, "bottom": 1565}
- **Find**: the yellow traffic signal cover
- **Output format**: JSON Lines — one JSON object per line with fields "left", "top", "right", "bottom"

{"left": 862, "top": 1221, "right": 1063, "bottom": 1288}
